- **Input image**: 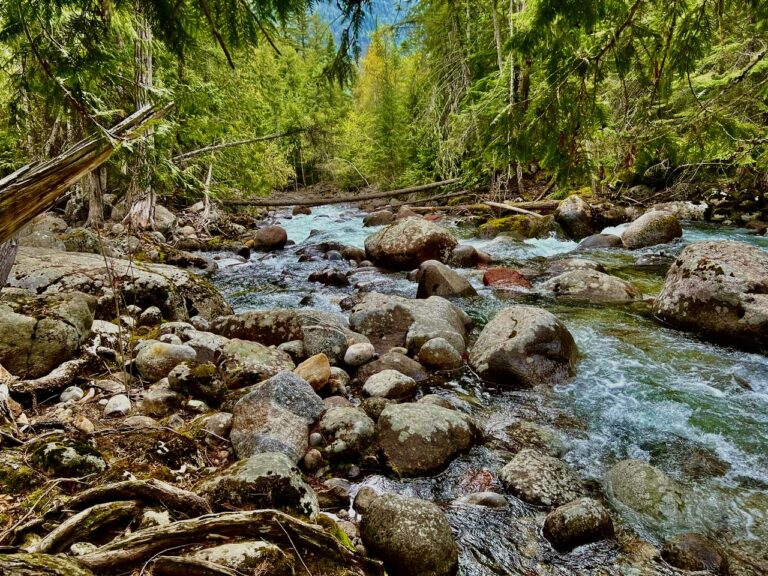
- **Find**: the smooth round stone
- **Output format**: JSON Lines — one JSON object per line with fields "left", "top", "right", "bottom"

{"left": 543, "top": 497, "right": 614, "bottom": 551}
{"left": 60, "top": 386, "right": 84, "bottom": 403}
{"left": 456, "top": 491, "right": 508, "bottom": 508}
{"left": 104, "top": 394, "right": 131, "bottom": 417}
{"left": 309, "top": 432, "right": 324, "bottom": 447}
{"left": 344, "top": 342, "right": 376, "bottom": 367}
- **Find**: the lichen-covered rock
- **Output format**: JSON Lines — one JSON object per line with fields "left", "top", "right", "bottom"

{"left": 349, "top": 292, "right": 471, "bottom": 354}
{"left": 543, "top": 497, "right": 614, "bottom": 551}
{"left": 319, "top": 406, "right": 375, "bottom": 459}
{"left": 652, "top": 201, "right": 708, "bottom": 221}
{"left": 363, "top": 369, "right": 417, "bottom": 399}
{"left": 540, "top": 269, "right": 642, "bottom": 303}
{"left": 546, "top": 257, "right": 605, "bottom": 276}
{"left": 9, "top": 247, "right": 231, "bottom": 321}
{"left": 218, "top": 339, "right": 295, "bottom": 389}
{"left": 417, "top": 337, "right": 463, "bottom": 370}
{"left": 191, "top": 541, "right": 294, "bottom": 576}
{"left": 555, "top": 195, "right": 594, "bottom": 240}
{"left": 416, "top": 260, "right": 476, "bottom": 299}
{"left": 364, "top": 218, "right": 458, "bottom": 270}
{"left": 197, "top": 451, "right": 318, "bottom": 519}
{"left": 605, "top": 459, "right": 685, "bottom": 522}
{"left": 230, "top": 371, "right": 324, "bottom": 461}
{"left": 182, "top": 330, "right": 230, "bottom": 363}
{"left": 30, "top": 441, "right": 107, "bottom": 477}
{"left": 252, "top": 225, "right": 288, "bottom": 251}
{"left": 293, "top": 353, "right": 331, "bottom": 391}
{"left": 478, "top": 214, "right": 564, "bottom": 240}
{"left": 302, "top": 324, "right": 351, "bottom": 365}
{"left": 0, "top": 291, "right": 95, "bottom": 378}
{"left": 469, "top": 306, "right": 578, "bottom": 388}
{"left": 661, "top": 533, "right": 728, "bottom": 574}
{"left": 653, "top": 241, "right": 768, "bottom": 351}
{"left": 168, "top": 361, "right": 227, "bottom": 406}
{"left": 360, "top": 494, "right": 459, "bottom": 576}
{"left": 500, "top": 450, "right": 582, "bottom": 507}
{"left": 621, "top": 210, "right": 683, "bottom": 248}
{"left": 377, "top": 403, "right": 476, "bottom": 476}
{"left": 140, "top": 381, "right": 184, "bottom": 417}
{"left": 135, "top": 342, "right": 197, "bottom": 382}
{"left": 354, "top": 351, "right": 430, "bottom": 386}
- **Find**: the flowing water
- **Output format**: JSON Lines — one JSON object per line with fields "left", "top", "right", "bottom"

{"left": 212, "top": 205, "right": 768, "bottom": 574}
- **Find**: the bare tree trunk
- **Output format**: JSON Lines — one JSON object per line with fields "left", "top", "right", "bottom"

{"left": 0, "top": 238, "right": 18, "bottom": 293}
{"left": 84, "top": 169, "right": 103, "bottom": 227}
{"left": 124, "top": 2, "right": 155, "bottom": 231}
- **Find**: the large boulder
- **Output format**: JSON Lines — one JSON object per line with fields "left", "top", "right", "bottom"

{"left": 416, "top": 260, "right": 476, "bottom": 299}
{"left": 540, "top": 269, "right": 642, "bottom": 303}
{"left": 621, "top": 210, "right": 683, "bottom": 248}
{"left": 0, "top": 291, "right": 95, "bottom": 378}
{"left": 469, "top": 306, "right": 578, "bottom": 388}
{"left": 499, "top": 449, "right": 583, "bottom": 507}
{"left": 9, "top": 247, "right": 231, "bottom": 321}
{"left": 17, "top": 213, "right": 67, "bottom": 250}
{"left": 349, "top": 292, "right": 471, "bottom": 355}
{"left": 364, "top": 218, "right": 458, "bottom": 270}
{"left": 197, "top": 451, "right": 318, "bottom": 519}
{"left": 652, "top": 201, "right": 708, "bottom": 221}
{"left": 218, "top": 339, "right": 295, "bottom": 389}
{"left": 230, "top": 371, "right": 324, "bottom": 462}
{"left": 555, "top": 195, "right": 594, "bottom": 240}
{"left": 653, "top": 241, "right": 768, "bottom": 350}
{"left": 251, "top": 225, "right": 288, "bottom": 251}
{"left": 377, "top": 402, "right": 476, "bottom": 476}
{"left": 360, "top": 494, "right": 459, "bottom": 576}
{"left": 605, "top": 460, "right": 685, "bottom": 522}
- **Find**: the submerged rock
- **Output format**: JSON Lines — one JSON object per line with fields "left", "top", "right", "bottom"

{"left": 543, "top": 497, "right": 614, "bottom": 551}
{"left": 364, "top": 218, "right": 458, "bottom": 270}
{"left": 653, "top": 241, "right": 768, "bottom": 351}
{"left": 500, "top": 449, "right": 583, "bottom": 507}
{"left": 661, "top": 533, "right": 728, "bottom": 574}
{"left": 377, "top": 402, "right": 476, "bottom": 476}
{"left": 540, "top": 269, "right": 642, "bottom": 303}
{"left": 197, "top": 451, "right": 318, "bottom": 519}
{"left": 621, "top": 210, "right": 683, "bottom": 248}
{"left": 230, "top": 371, "right": 324, "bottom": 461}
{"left": 469, "top": 306, "right": 578, "bottom": 387}
{"left": 605, "top": 459, "right": 685, "bottom": 522}
{"left": 360, "top": 494, "right": 459, "bottom": 576}
{"left": 416, "top": 260, "right": 477, "bottom": 298}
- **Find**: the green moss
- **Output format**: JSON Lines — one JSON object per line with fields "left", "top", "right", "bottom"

{"left": 316, "top": 515, "right": 355, "bottom": 551}
{"left": 478, "top": 214, "right": 563, "bottom": 240}
{"left": 0, "top": 453, "right": 38, "bottom": 493}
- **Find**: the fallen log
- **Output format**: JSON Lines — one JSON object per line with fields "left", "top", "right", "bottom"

{"left": 223, "top": 178, "right": 461, "bottom": 207}
{"left": 382, "top": 190, "right": 473, "bottom": 209}
{"left": 173, "top": 129, "right": 306, "bottom": 163}
{"left": 484, "top": 200, "right": 548, "bottom": 218}
{"left": 0, "top": 103, "right": 172, "bottom": 244}
{"left": 30, "top": 501, "right": 138, "bottom": 554}
{"left": 78, "top": 509, "right": 382, "bottom": 574}
{"left": 55, "top": 479, "right": 212, "bottom": 519}
{"left": 0, "top": 553, "right": 95, "bottom": 576}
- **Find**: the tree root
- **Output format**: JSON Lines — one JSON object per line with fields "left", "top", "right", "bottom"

{"left": 78, "top": 509, "right": 383, "bottom": 574}
{"left": 150, "top": 556, "right": 242, "bottom": 576}
{"left": 0, "top": 553, "right": 95, "bottom": 576}
{"left": 29, "top": 500, "right": 138, "bottom": 554}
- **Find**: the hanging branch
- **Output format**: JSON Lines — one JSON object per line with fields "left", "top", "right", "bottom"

{"left": 172, "top": 129, "right": 306, "bottom": 163}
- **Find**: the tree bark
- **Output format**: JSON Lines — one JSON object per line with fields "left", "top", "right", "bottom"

{"left": 0, "top": 238, "right": 18, "bottom": 294}
{"left": 124, "top": 2, "right": 156, "bottom": 231}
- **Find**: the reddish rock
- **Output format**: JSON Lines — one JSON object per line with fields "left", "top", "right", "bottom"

{"left": 482, "top": 268, "right": 532, "bottom": 290}
{"left": 423, "top": 214, "right": 442, "bottom": 222}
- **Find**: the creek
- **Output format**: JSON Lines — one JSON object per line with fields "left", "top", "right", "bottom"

{"left": 212, "top": 204, "right": 768, "bottom": 575}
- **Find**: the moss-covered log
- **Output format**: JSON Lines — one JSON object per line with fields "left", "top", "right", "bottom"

{"left": 0, "top": 553, "right": 94, "bottom": 576}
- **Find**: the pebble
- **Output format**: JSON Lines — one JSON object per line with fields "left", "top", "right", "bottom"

{"left": 344, "top": 342, "right": 376, "bottom": 367}
{"left": 309, "top": 432, "right": 324, "bottom": 447}
{"left": 104, "top": 394, "right": 131, "bottom": 417}
{"left": 60, "top": 386, "right": 84, "bottom": 403}
{"left": 303, "top": 448, "right": 324, "bottom": 471}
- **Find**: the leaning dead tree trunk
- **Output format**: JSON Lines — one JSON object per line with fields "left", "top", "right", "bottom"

{"left": 173, "top": 129, "right": 306, "bottom": 164}
{"left": 223, "top": 178, "right": 462, "bottom": 207}
{"left": 0, "top": 103, "right": 171, "bottom": 245}
{"left": 0, "top": 237, "right": 18, "bottom": 293}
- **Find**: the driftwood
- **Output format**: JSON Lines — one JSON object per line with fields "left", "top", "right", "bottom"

{"left": 0, "top": 104, "right": 171, "bottom": 244}
{"left": 11, "top": 357, "right": 94, "bottom": 399}
{"left": 58, "top": 479, "right": 212, "bottom": 518}
{"left": 484, "top": 200, "right": 546, "bottom": 218}
{"left": 151, "top": 556, "right": 242, "bottom": 576}
{"left": 173, "top": 129, "right": 305, "bottom": 163}
{"left": 383, "top": 190, "right": 473, "bottom": 209}
{"left": 223, "top": 178, "right": 461, "bottom": 207}
{"left": 0, "top": 553, "right": 95, "bottom": 576}
{"left": 30, "top": 501, "right": 138, "bottom": 554}
{"left": 78, "top": 509, "right": 383, "bottom": 574}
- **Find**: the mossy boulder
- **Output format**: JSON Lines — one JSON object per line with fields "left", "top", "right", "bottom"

{"left": 478, "top": 214, "right": 564, "bottom": 240}
{"left": 605, "top": 459, "right": 685, "bottom": 523}
{"left": 30, "top": 441, "right": 107, "bottom": 477}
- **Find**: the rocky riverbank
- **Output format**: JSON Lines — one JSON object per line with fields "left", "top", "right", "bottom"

{"left": 1, "top": 193, "right": 766, "bottom": 576}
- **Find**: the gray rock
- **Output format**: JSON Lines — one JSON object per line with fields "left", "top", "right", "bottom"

{"left": 361, "top": 494, "right": 459, "bottom": 576}
{"left": 168, "top": 362, "right": 226, "bottom": 406}
{"left": 190, "top": 315, "right": 209, "bottom": 331}
{"left": 365, "top": 218, "right": 458, "bottom": 270}
{"left": 500, "top": 449, "right": 583, "bottom": 507}
{"left": 277, "top": 339, "right": 305, "bottom": 362}
{"left": 218, "top": 339, "right": 295, "bottom": 389}
{"left": 377, "top": 403, "right": 476, "bottom": 476}
{"left": 605, "top": 459, "right": 685, "bottom": 522}
{"left": 124, "top": 415, "right": 160, "bottom": 428}
{"left": 543, "top": 497, "right": 614, "bottom": 551}
{"left": 653, "top": 241, "right": 768, "bottom": 351}
{"left": 449, "top": 244, "right": 492, "bottom": 268}
{"left": 469, "top": 306, "right": 578, "bottom": 388}
{"left": 417, "top": 337, "right": 463, "bottom": 370}
{"left": 183, "top": 330, "right": 230, "bottom": 363}
{"left": 141, "top": 382, "right": 184, "bottom": 417}
{"left": 416, "top": 260, "right": 477, "bottom": 299}
{"left": 30, "top": 441, "right": 107, "bottom": 477}
{"left": 135, "top": 342, "right": 197, "bottom": 382}
{"left": 320, "top": 407, "right": 375, "bottom": 458}
{"left": 104, "top": 394, "right": 131, "bottom": 417}
{"left": 652, "top": 201, "right": 708, "bottom": 221}
{"left": 354, "top": 485, "right": 380, "bottom": 514}
{"left": 60, "top": 386, "right": 85, "bottom": 403}
{"left": 230, "top": 371, "right": 324, "bottom": 462}
{"left": 200, "top": 412, "right": 233, "bottom": 439}
{"left": 344, "top": 342, "right": 376, "bottom": 367}
{"left": 197, "top": 452, "right": 318, "bottom": 519}
{"left": 302, "top": 324, "right": 349, "bottom": 365}
{"left": 191, "top": 541, "right": 293, "bottom": 576}
{"left": 555, "top": 195, "right": 594, "bottom": 240}
{"left": 540, "top": 269, "right": 642, "bottom": 303}
{"left": 577, "top": 233, "right": 623, "bottom": 250}
{"left": 138, "top": 306, "right": 163, "bottom": 326}
{"left": 546, "top": 257, "right": 605, "bottom": 276}
{"left": 363, "top": 370, "right": 417, "bottom": 400}
{"left": 621, "top": 210, "right": 683, "bottom": 248}
{"left": 355, "top": 351, "right": 430, "bottom": 387}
